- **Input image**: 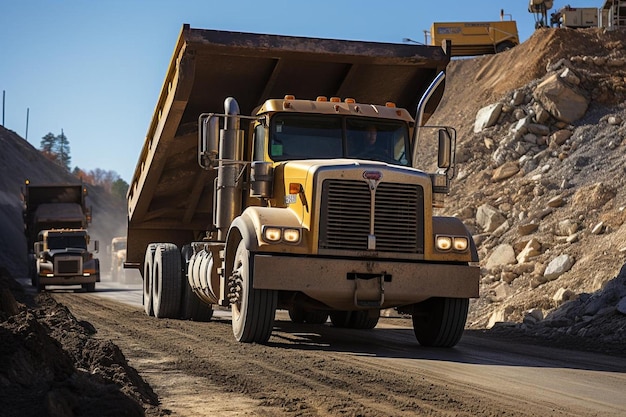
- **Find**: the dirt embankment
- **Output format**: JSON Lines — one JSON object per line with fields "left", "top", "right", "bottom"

{"left": 0, "top": 268, "right": 166, "bottom": 417}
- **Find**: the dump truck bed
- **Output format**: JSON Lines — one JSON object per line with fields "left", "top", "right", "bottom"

{"left": 126, "top": 24, "right": 451, "bottom": 266}
{"left": 23, "top": 184, "right": 87, "bottom": 248}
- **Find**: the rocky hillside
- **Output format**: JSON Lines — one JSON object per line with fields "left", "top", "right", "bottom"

{"left": 429, "top": 27, "right": 626, "bottom": 348}
{"left": 0, "top": 126, "right": 127, "bottom": 277}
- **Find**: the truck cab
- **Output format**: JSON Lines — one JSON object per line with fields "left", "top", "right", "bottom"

{"left": 34, "top": 229, "right": 100, "bottom": 292}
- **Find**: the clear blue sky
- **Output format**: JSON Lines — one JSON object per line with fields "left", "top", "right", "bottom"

{"left": 0, "top": 0, "right": 601, "bottom": 182}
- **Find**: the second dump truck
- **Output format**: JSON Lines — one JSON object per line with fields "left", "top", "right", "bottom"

{"left": 126, "top": 25, "right": 480, "bottom": 346}
{"left": 22, "top": 182, "right": 100, "bottom": 292}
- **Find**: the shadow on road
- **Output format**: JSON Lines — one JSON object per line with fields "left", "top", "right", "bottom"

{"left": 269, "top": 319, "right": 626, "bottom": 374}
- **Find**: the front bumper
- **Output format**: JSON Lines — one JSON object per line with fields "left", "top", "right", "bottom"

{"left": 253, "top": 254, "right": 479, "bottom": 310}
{"left": 38, "top": 275, "right": 99, "bottom": 285}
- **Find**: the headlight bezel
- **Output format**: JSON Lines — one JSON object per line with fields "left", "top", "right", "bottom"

{"left": 435, "top": 234, "right": 469, "bottom": 252}
{"left": 262, "top": 226, "right": 302, "bottom": 244}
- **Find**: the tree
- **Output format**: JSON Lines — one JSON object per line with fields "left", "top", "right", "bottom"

{"left": 111, "top": 178, "right": 129, "bottom": 200}
{"left": 56, "top": 129, "right": 71, "bottom": 171}
{"left": 39, "top": 130, "right": 71, "bottom": 171}
{"left": 40, "top": 132, "right": 58, "bottom": 164}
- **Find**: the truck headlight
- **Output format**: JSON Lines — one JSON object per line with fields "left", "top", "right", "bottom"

{"left": 453, "top": 237, "right": 469, "bottom": 251}
{"left": 262, "top": 226, "right": 302, "bottom": 244}
{"left": 435, "top": 235, "right": 469, "bottom": 252}
{"left": 282, "top": 228, "right": 300, "bottom": 243}
{"left": 435, "top": 236, "right": 452, "bottom": 251}
{"left": 263, "top": 227, "right": 282, "bottom": 242}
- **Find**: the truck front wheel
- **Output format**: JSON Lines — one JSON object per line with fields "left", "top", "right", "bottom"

{"left": 230, "top": 240, "right": 277, "bottom": 343}
{"left": 411, "top": 297, "right": 469, "bottom": 348}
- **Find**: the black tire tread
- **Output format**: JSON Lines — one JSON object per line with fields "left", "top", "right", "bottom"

{"left": 152, "top": 243, "right": 182, "bottom": 319}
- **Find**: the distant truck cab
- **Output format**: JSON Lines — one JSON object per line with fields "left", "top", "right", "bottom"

{"left": 34, "top": 229, "right": 100, "bottom": 292}
{"left": 109, "top": 236, "right": 127, "bottom": 282}
{"left": 430, "top": 19, "right": 519, "bottom": 56}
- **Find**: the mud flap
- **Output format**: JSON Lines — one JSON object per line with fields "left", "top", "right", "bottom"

{"left": 349, "top": 273, "right": 389, "bottom": 308}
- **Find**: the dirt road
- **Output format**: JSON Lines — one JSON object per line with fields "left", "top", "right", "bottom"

{"left": 49, "top": 282, "right": 626, "bottom": 417}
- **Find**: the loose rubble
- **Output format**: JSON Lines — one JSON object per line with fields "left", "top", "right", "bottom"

{"left": 431, "top": 28, "right": 626, "bottom": 351}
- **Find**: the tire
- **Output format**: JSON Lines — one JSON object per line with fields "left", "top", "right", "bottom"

{"left": 143, "top": 244, "right": 158, "bottom": 316}
{"left": 288, "top": 307, "right": 328, "bottom": 324}
{"left": 412, "top": 297, "right": 469, "bottom": 348}
{"left": 82, "top": 282, "right": 96, "bottom": 292}
{"left": 495, "top": 41, "right": 515, "bottom": 53}
{"left": 152, "top": 243, "right": 182, "bottom": 319}
{"left": 230, "top": 239, "right": 277, "bottom": 343}
{"left": 93, "top": 259, "right": 100, "bottom": 282}
{"left": 29, "top": 256, "right": 37, "bottom": 287}
{"left": 330, "top": 310, "right": 378, "bottom": 329}
{"left": 180, "top": 245, "right": 214, "bottom": 321}
{"left": 35, "top": 274, "right": 44, "bottom": 293}
{"left": 288, "top": 306, "right": 305, "bottom": 323}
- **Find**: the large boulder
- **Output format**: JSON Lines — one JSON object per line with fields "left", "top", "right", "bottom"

{"left": 474, "top": 103, "right": 503, "bottom": 133}
{"left": 533, "top": 73, "right": 588, "bottom": 124}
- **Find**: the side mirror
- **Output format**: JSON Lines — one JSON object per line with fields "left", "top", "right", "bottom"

{"left": 94, "top": 240, "right": 100, "bottom": 254}
{"left": 437, "top": 128, "right": 452, "bottom": 169}
{"left": 34, "top": 242, "right": 43, "bottom": 255}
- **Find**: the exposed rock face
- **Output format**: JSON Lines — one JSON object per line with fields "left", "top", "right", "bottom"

{"left": 429, "top": 28, "right": 626, "bottom": 348}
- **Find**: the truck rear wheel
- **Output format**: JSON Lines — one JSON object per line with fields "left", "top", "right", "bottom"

{"left": 82, "top": 283, "right": 96, "bottom": 292}
{"left": 230, "top": 239, "right": 277, "bottom": 343}
{"left": 330, "top": 310, "right": 379, "bottom": 329}
{"left": 412, "top": 297, "right": 468, "bottom": 347}
{"left": 180, "top": 245, "right": 214, "bottom": 322}
{"left": 152, "top": 243, "right": 182, "bottom": 319}
{"left": 288, "top": 307, "right": 328, "bottom": 324}
{"left": 143, "top": 244, "right": 158, "bottom": 316}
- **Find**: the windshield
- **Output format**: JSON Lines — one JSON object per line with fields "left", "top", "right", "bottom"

{"left": 269, "top": 114, "right": 410, "bottom": 166}
{"left": 47, "top": 235, "right": 87, "bottom": 250}
{"left": 113, "top": 241, "right": 126, "bottom": 251}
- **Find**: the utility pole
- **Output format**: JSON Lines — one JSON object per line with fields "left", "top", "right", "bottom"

{"left": 2, "top": 90, "right": 5, "bottom": 126}
{"left": 25, "top": 107, "right": 29, "bottom": 139}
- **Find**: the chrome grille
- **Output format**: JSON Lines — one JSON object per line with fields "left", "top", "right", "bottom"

{"left": 54, "top": 256, "right": 82, "bottom": 275}
{"left": 320, "top": 180, "right": 424, "bottom": 253}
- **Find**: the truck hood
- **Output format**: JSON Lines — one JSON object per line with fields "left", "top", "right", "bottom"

{"left": 48, "top": 248, "right": 88, "bottom": 257}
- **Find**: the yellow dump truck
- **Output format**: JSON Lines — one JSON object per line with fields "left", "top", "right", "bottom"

{"left": 22, "top": 182, "right": 100, "bottom": 292}
{"left": 126, "top": 25, "right": 480, "bottom": 346}
{"left": 109, "top": 236, "right": 127, "bottom": 282}
{"left": 430, "top": 20, "right": 519, "bottom": 56}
